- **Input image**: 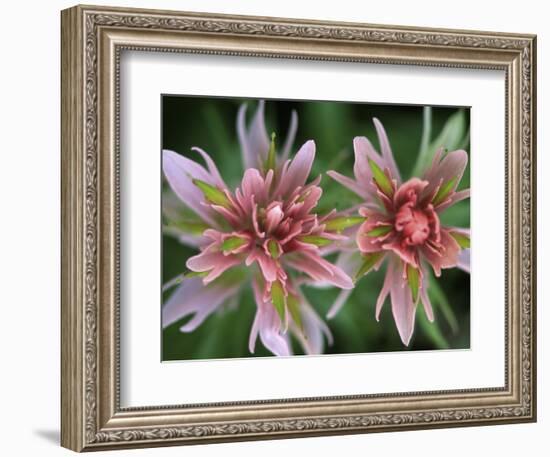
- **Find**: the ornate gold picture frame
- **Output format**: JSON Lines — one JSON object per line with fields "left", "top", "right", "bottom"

{"left": 61, "top": 4, "right": 536, "bottom": 452}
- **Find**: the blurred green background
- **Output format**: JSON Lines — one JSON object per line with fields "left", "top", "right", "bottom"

{"left": 161, "top": 95, "right": 471, "bottom": 360}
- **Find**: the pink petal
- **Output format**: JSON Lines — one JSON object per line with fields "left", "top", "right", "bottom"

{"left": 327, "top": 170, "right": 368, "bottom": 198}
{"left": 382, "top": 239, "right": 418, "bottom": 267}
{"left": 293, "top": 293, "right": 333, "bottom": 355}
{"left": 437, "top": 188, "right": 470, "bottom": 213}
{"left": 285, "top": 251, "right": 354, "bottom": 289}
{"left": 250, "top": 198, "right": 265, "bottom": 238}
{"left": 163, "top": 149, "right": 214, "bottom": 183}
{"left": 162, "top": 150, "right": 218, "bottom": 226}
{"left": 259, "top": 322, "right": 291, "bottom": 356}
{"left": 420, "top": 229, "right": 461, "bottom": 276}
{"left": 162, "top": 276, "right": 240, "bottom": 330}
{"left": 420, "top": 264, "right": 434, "bottom": 321}
{"left": 249, "top": 280, "right": 291, "bottom": 356}
{"left": 246, "top": 248, "right": 279, "bottom": 282}
{"left": 202, "top": 228, "right": 223, "bottom": 242}
{"left": 326, "top": 251, "right": 363, "bottom": 318}
{"left": 356, "top": 216, "right": 393, "bottom": 254}
{"left": 237, "top": 101, "right": 269, "bottom": 170}
{"left": 375, "top": 257, "right": 394, "bottom": 320}
{"left": 237, "top": 104, "right": 254, "bottom": 169}
{"left": 286, "top": 185, "right": 323, "bottom": 220}
{"left": 352, "top": 135, "right": 399, "bottom": 193}
{"left": 326, "top": 288, "right": 353, "bottom": 320}
{"left": 186, "top": 251, "right": 241, "bottom": 284}
{"left": 177, "top": 234, "right": 209, "bottom": 249}
{"left": 423, "top": 149, "right": 468, "bottom": 201}
{"left": 393, "top": 178, "right": 428, "bottom": 208}
{"left": 264, "top": 202, "right": 285, "bottom": 234}
{"left": 247, "top": 307, "right": 262, "bottom": 354}
{"left": 373, "top": 118, "right": 402, "bottom": 184}
{"left": 457, "top": 248, "right": 471, "bottom": 273}
{"left": 352, "top": 136, "right": 376, "bottom": 189}
{"left": 190, "top": 147, "right": 227, "bottom": 189}
{"left": 241, "top": 168, "right": 268, "bottom": 203}
{"left": 389, "top": 263, "right": 416, "bottom": 345}
{"left": 275, "top": 140, "right": 315, "bottom": 197}
{"left": 210, "top": 204, "right": 242, "bottom": 228}
{"left": 280, "top": 110, "right": 298, "bottom": 163}
{"left": 162, "top": 224, "right": 209, "bottom": 248}
{"left": 279, "top": 220, "right": 304, "bottom": 245}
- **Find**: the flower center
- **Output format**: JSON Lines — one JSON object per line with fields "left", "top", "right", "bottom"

{"left": 395, "top": 204, "right": 431, "bottom": 246}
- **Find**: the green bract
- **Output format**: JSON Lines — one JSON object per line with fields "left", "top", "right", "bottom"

{"left": 298, "top": 235, "right": 333, "bottom": 247}
{"left": 221, "top": 236, "right": 248, "bottom": 253}
{"left": 450, "top": 231, "right": 470, "bottom": 248}
{"left": 265, "top": 132, "right": 277, "bottom": 171}
{"left": 366, "top": 225, "right": 392, "bottom": 237}
{"left": 355, "top": 252, "right": 384, "bottom": 280}
{"left": 324, "top": 216, "right": 365, "bottom": 232}
{"left": 432, "top": 177, "right": 457, "bottom": 206}
{"left": 407, "top": 264, "right": 420, "bottom": 303}
{"left": 368, "top": 158, "right": 393, "bottom": 197}
{"left": 193, "top": 179, "right": 232, "bottom": 208}
{"left": 287, "top": 294, "right": 303, "bottom": 332}
{"left": 270, "top": 281, "right": 286, "bottom": 323}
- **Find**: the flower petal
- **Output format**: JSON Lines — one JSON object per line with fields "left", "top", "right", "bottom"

{"left": 240, "top": 168, "right": 268, "bottom": 203}
{"left": 327, "top": 289, "right": 353, "bottom": 320}
{"left": 375, "top": 258, "right": 394, "bottom": 321}
{"left": 162, "top": 276, "right": 240, "bottom": 330}
{"left": 352, "top": 135, "right": 399, "bottom": 194}
{"left": 419, "top": 264, "right": 434, "bottom": 321}
{"left": 162, "top": 150, "right": 218, "bottom": 226}
{"left": 420, "top": 229, "right": 461, "bottom": 276}
{"left": 389, "top": 263, "right": 416, "bottom": 345}
{"left": 285, "top": 250, "right": 354, "bottom": 289}
{"left": 162, "top": 226, "right": 209, "bottom": 248}
{"left": 437, "top": 188, "right": 470, "bottom": 213}
{"left": 327, "top": 170, "right": 368, "bottom": 198}
{"left": 352, "top": 136, "right": 377, "bottom": 189}
{"left": 264, "top": 202, "right": 285, "bottom": 234}
{"left": 457, "top": 248, "right": 471, "bottom": 273}
{"left": 246, "top": 248, "right": 279, "bottom": 282}
{"left": 423, "top": 149, "right": 468, "bottom": 202}
{"left": 326, "top": 251, "right": 363, "bottom": 318}
{"left": 237, "top": 101, "right": 270, "bottom": 170}
{"left": 275, "top": 140, "right": 315, "bottom": 197}
{"left": 287, "top": 185, "right": 323, "bottom": 220}
{"left": 248, "top": 306, "right": 261, "bottom": 353}
{"left": 186, "top": 251, "right": 241, "bottom": 284}
{"left": 356, "top": 215, "right": 393, "bottom": 254}
{"left": 373, "top": 118, "right": 402, "bottom": 184}
{"left": 237, "top": 103, "right": 254, "bottom": 169}
{"left": 293, "top": 293, "right": 333, "bottom": 355}
{"left": 280, "top": 110, "right": 298, "bottom": 163}
{"left": 249, "top": 280, "right": 291, "bottom": 356}
{"left": 190, "top": 147, "right": 227, "bottom": 189}
{"left": 393, "top": 178, "right": 428, "bottom": 208}
{"left": 210, "top": 204, "right": 242, "bottom": 228}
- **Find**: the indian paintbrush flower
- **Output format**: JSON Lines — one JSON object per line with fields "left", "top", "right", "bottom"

{"left": 162, "top": 101, "right": 354, "bottom": 356}
{"left": 328, "top": 118, "right": 470, "bottom": 345}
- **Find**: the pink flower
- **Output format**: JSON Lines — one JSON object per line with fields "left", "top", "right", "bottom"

{"left": 328, "top": 118, "right": 470, "bottom": 345}
{"left": 162, "top": 101, "right": 354, "bottom": 356}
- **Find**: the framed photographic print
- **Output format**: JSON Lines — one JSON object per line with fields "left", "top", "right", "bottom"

{"left": 61, "top": 4, "right": 537, "bottom": 452}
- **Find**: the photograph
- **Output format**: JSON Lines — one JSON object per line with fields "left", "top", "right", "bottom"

{"left": 161, "top": 96, "right": 471, "bottom": 360}
{"left": 58, "top": 4, "right": 537, "bottom": 451}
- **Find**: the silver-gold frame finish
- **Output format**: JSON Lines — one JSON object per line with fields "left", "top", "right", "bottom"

{"left": 61, "top": 4, "right": 536, "bottom": 452}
